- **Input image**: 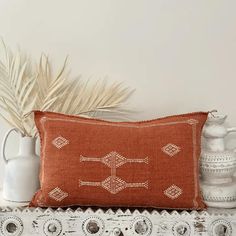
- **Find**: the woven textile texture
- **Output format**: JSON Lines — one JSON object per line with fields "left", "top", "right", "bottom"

{"left": 30, "top": 111, "right": 208, "bottom": 209}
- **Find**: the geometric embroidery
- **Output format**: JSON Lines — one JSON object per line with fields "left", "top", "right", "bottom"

{"left": 48, "top": 187, "right": 69, "bottom": 201}
{"left": 52, "top": 136, "right": 69, "bottom": 149}
{"left": 80, "top": 176, "right": 148, "bottom": 194}
{"left": 162, "top": 143, "right": 181, "bottom": 157}
{"left": 79, "top": 151, "right": 149, "bottom": 194}
{"left": 80, "top": 151, "right": 149, "bottom": 168}
{"left": 164, "top": 185, "right": 182, "bottom": 199}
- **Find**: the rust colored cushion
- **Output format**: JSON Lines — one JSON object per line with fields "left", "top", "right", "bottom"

{"left": 30, "top": 111, "right": 208, "bottom": 209}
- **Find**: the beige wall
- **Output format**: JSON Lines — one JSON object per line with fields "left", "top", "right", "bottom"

{"left": 0, "top": 0, "right": 236, "bottom": 185}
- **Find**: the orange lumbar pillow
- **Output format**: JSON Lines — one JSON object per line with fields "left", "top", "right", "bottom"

{"left": 30, "top": 111, "right": 208, "bottom": 209}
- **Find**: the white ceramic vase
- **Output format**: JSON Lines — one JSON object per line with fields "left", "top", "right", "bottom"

{"left": 200, "top": 114, "right": 236, "bottom": 208}
{"left": 2, "top": 128, "right": 40, "bottom": 202}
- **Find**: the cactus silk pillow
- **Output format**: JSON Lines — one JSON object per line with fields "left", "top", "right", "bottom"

{"left": 30, "top": 111, "right": 208, "bottom": 209}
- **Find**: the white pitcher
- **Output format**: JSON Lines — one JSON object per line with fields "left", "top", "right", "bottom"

{"left": 2, "top": 128, "right": 40, "bottom": 202}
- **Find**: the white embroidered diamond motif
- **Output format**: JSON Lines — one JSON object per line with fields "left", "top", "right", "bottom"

{"left": 48, "top": 187, "right": 68, "bottom": 201}
{"left": 164, "top": 185, "right": 182, "bottom": 200}
{"left": 52, "top": 136, "right": 69, "bottom": 149}
{"left": 162, "top": 143, "right": 181, "bottom": 157}
{"left": 102, "top": 176, "right": 126, "bottom": 194}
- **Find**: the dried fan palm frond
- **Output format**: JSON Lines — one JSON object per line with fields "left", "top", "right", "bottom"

{"left": 35, "top": 55, "right": 134, "bottom": 119}
{"left": 34, "top": 55, "right": 69, "bottom": 111}
{"left": 58, "top": 78, "right": 134, "bottom": 117}
{"left": 0, "top": 40, "right": 37, "bottom": 136}
{"left": 0, "top": 42, "right": 134, "bottom": 137}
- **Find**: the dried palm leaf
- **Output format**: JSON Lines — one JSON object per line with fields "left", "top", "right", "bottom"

{"left": 0, "top": 40, "right": 37, "bottom": 136}
{"left": 0, "top": 42, "right": 134, "bottom": 137}
{"left": 35, "top": 55, "right": 134, "bottom": 120}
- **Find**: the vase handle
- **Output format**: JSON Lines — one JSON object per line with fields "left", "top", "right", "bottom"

{"left": 227, "top": 127, "right": 236, "bottom": 133}
{"left": 2, "top": 128, "right": 22, "bottom": 164}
